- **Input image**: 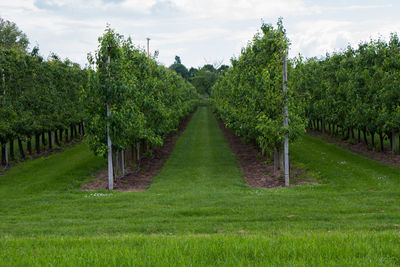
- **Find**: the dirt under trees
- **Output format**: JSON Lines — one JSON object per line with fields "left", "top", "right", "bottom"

{"left": 82, "top": 112, "right": 195, "bottom": 191}
{"left": 82, "top": 111, "right": 316, "bottom": 191}
{"left": 218, "top": 121, "right": 317, "bottom": 188}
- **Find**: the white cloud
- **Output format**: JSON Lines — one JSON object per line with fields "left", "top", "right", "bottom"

{"left": 289, "top": 20, "right": 353, "bottom": 58}
{"left": 153, "top": 27, "right": 229, "bottom": 45}
{"left": 289, "top": 17, "right": 400, "bottom": 59}
{"left": 120, "top": 0, "right": 158, "bottom": 13}
{"left": 1, "top": 0, "right": 400, "bottom": 67}
{"left": 173, "top": 0, "right": 306, "bottom": 20}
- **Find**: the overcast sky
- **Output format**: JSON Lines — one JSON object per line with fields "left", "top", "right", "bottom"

{"left": 1, "top": 0, "right": 399, "bottom": 68}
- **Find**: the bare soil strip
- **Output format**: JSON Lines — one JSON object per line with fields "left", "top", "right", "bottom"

{"left": 218, "top": 120, "right": 316, "bottom": 188}
{"left": 82, "top": 111, "right": 195, "bottom": 191}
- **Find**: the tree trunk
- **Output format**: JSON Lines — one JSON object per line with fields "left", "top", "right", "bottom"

{"left": 4, "top": 142, "right": 8, "bottom": 166}
{"left": 390, "top": 131, "right": 396, "bottom": 154}
{"left": 358, "top": 129, "right": 361, "bottom": 143}
{"left": 48, "top": 131, "right": 52, "bottom": 150}
{"left": 41, "top": 132, "right": 46, "bottom": 146}
{"left": 81, "top": 122, "right": 85, "bottom": 136}
{"left": 379, "top": 132, "right": 384, "bottom": 152}
{"left": 114, "top": 150, "right": 119, "bottom": 176}
{"left": 70, "top": 125, "right": 74, "bottom": 140}
{"left": 370, "top": 132, "right": 375, "bottom": 149}
{"left": 321, "top": 120, "right": 325, "bottom": 133}
{"left": 1, "top": 142, "right": 6, "bottom": 166}
{"left": 121, "top": 150, "right": 125, "bottom": 176}
{"left": 131, "top": 144, "right": 136, "bottom": 168}
{"left": 55, "top": 130, "right": 60, "bottom": 146}
{"left": 18, "top": 138, "right": 25, "bottom": 159}
{"left": 27, "top": 136, "right": 32, "bottom": 155}
{"left": 398, "top": 135, "right": 400, "bottom": 155}
{"left": 273, "top": 150, "right": 279, "bottom": 173}
{"left": 136, "top": 143, "right": 140, "bottom": 168}
{"left": 279, "top": 147, "right": 284, "bottom": 171}
{"left": 65, "top": 129, "right": 69, "bottom": 142}
{"left": 9, "top": 138, "right": 14, "bottom": 161}
{"left": 35, "top": 134, "right": 40, "bottom": 154}
{"left": 141, "top": 140, "right": 145, "bottom": 156}
{"left": 59, "top": 129, "right": 63, "bottom": 143}
{"left": 363, "top": 129, "right": 368, "bottom": 145}
{"left": 351, "top": 129, "right": 355, "bottom": 140}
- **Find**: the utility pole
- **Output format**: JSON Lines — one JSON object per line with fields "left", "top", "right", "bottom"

{"left": 283, "top": 53, "right": 289, "bottom": 186}
{"left": 106, "top": 54, "right": 113, "bottom": 190}
{"left": 146, "top": 37, "right": 150, "bottom": 58}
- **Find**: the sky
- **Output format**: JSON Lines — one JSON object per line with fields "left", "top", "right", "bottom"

{"left": 1, "top": 0, "right": 400, "bottom": 68}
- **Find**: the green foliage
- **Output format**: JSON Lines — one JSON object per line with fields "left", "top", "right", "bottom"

{"left": 292, "top": 34, "right": 400, "bottom": 146}
{"left": 169, "top": 55, "right": 189, "bottom": 80}
{"left": 190, "top": 64, "right": 219, "bottom": 95}
{"left": 84, "top": 27, "right": 199, "bottom": 157}
{"left": 0, "top": 17, "right": 29, "bottom": 51}
{"left": 0, "top": 47, "right": 86, "bottom": 144}
{"left": 211, "top": 20, "right": 306, "bottom": 153}
{"left": 1, "top": 107, "right": 400, "bottom": 265}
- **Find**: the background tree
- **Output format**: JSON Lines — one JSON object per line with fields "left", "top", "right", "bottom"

{"left": 169, "top": 55, "right": 189, "bottom": 80}
{"left": 189, "top": 64, "right": 229, "bottom": 95}
{"left": 0, "top": 17, "right": 29, "bottom": 51}
{"left": 190, "top": 64, "right": 218, "bottom": 95}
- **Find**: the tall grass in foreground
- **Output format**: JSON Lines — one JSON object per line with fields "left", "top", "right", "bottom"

{"left": 0, "top": 106, "right": 399, "bottom": 265}
{"left": 1, "top": 232, "right": 399, "bottom": 266}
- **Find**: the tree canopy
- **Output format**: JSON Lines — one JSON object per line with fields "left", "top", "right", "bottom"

{"left": 0, "top": 17, "right": 29, "bottom": 51}
{"left": 169, "top": 55, "right": 189, "bottom": 80}
{"left": 211, "top": 20, "right": 306, "bottom": 157}
{"left": 190, "top": 64, "right": 229, "bottom": 95}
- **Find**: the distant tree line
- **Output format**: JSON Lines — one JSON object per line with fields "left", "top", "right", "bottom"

{"left": 169, "top": 55, "right": 229, "bottom": 95}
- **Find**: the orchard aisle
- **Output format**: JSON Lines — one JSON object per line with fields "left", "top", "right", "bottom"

{"left": 1, "top": 105, "right": 400, "bottom": 266}
{"left": 150, "top": 104, "right": 244, "bottom": 193}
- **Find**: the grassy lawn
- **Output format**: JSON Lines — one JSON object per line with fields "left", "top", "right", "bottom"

{"left": 0, "top": 105, "right": 399, "bottom": 266}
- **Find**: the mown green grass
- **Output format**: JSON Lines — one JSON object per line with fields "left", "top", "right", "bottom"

{"left": 0, "top": 105, "right": 399, "bottom": 265}
{"left": 5, "top": 132, "right": 82, "bottom": 164}
{"left": 1, "top": 232, "right": 398, "bottom": 266}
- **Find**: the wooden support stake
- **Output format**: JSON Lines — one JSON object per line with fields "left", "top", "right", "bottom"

{"left": 283, "top": 53, "right": 290, "bottom": 187}
{"left": 106, "top": 54, "right": 114, "bottom": 190}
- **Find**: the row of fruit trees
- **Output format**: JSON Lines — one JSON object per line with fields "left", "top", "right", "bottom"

{"left": 2, "top": 21, "right": 400, "bottom": 187}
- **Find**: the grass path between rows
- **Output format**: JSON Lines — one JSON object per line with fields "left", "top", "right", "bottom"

{"left": 1, "top": 105, "right": 400, "bottom": 266}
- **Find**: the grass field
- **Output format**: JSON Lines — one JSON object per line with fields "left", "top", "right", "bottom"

{"left": 0, "top": 105, "right": 399, "bottom": 266}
